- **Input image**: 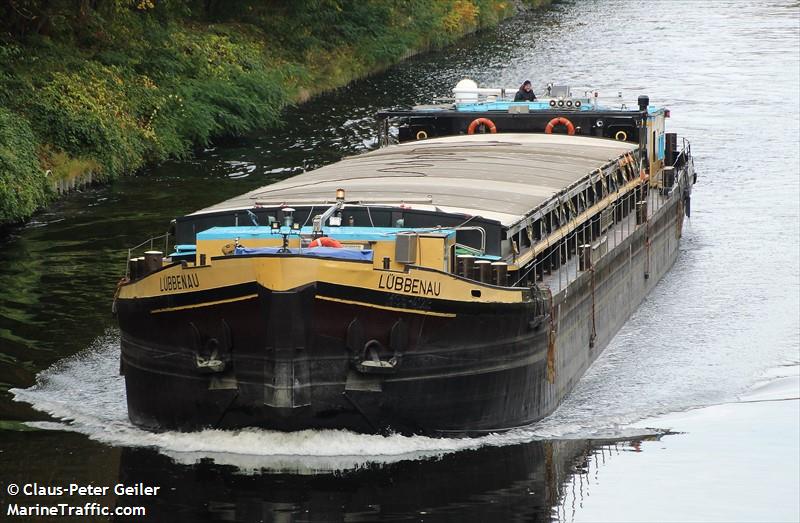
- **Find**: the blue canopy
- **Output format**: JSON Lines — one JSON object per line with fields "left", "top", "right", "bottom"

{"left": 234, "top": 246, "right": 373, "bottom": 262}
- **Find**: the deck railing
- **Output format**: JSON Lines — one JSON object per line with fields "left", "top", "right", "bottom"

{"left": 124, "top": 232, "right": 170, "bottom": 278}
{"left": 514, "top": 176, "right": 679, "bottom": 294}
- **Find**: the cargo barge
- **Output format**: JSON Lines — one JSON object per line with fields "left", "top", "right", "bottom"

{"left": 115, "top": 81, "right": 695, "bottom": 435}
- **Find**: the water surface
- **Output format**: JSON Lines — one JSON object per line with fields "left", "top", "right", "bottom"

{"left": 1, "top": 1, "right": 798, "bottom": 521}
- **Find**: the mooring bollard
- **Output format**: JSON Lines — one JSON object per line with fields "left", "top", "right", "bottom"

{"left": 143, "top": 251, "right": 164, "bottom": 275}
{"left": 457, "top": 254, "right": 475, "bottom": 278}
{"left": 135, "top": 257, "right": 146, "bottom": 278}
{"left": 129, "top": 258, "right": 139, "bottom": 280}
{"left": 475, "top": 260, "right": 492, "bottom": 284}
{"left": 491, "top": 262, "right": 508, "bottom": 286}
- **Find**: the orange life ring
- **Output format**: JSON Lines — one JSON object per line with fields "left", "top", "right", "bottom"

{"left": 309, "top": 237, "right": 342, "bottom": 248}
{"left": 544, "top": 117, "right": 576, "bottom": 135}
{"left": 467, "top": 117, "right": 497, "bottom": 135}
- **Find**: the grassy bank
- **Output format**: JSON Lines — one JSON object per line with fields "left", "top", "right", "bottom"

{"left": 0, "top": 0, "right": 548, "bottom": 224}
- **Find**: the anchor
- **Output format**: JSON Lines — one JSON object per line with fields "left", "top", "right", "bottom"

{"left": 189, "top": 320, "right": 232, "bottom": 374}
{"left": 347, "top": 318, "right": 408, "bottom": 375}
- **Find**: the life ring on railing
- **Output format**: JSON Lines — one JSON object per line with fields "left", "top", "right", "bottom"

{"left": 309, "top": 237, "right": 343, "bottom": 248}
{"left": 544, "top": 117, "right": 575, "bottom": 135}
{"left": 467, "top": 117, "right": 497, "bottom": 135}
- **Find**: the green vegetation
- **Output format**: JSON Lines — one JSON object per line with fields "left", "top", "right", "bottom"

{"left": 0, "top": 107, "right": 46, "bottom": 223}
{"left": 0, "top": 0, "right": 544, "bottom": 224}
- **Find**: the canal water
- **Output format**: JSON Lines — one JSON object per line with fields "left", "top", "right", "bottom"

{"left": 2, "top": 0, "right": 798, "bottom": 521}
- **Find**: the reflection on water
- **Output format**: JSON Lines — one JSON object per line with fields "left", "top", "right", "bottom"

{"left": 111, "top": 439, "right": 603, "bottom": 522}
{"left": 0, "top": 426, "right": 658, "bottom": 522}
{"left": 1, "top": 0, "right": 799, "bottom": 520}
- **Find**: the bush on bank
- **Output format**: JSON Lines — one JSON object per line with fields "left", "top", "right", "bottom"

{"left": 0, "top": 0, "right": 536, "bottom": 224}
{"left": 0, "top": 107, "right": 47, "bottom": 223}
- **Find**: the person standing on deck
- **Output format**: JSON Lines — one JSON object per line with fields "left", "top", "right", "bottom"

{"left": 514, "top": 80, "right": 536, "bottom": 101}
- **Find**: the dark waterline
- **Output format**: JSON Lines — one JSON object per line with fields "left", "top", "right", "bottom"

{"left": 1, "top": 0, "right": 799, "bottom": 521}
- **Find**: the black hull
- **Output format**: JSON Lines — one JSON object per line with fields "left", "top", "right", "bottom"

{"left": 120, "top": 285, "right": 551, "bottom": 435}
{"left": 119, "top": 188, "right": 685, "bottom": 436}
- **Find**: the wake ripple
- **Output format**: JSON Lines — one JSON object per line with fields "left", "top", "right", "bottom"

{"left": 12, "top": 331, "right": 666, "bottom": 474}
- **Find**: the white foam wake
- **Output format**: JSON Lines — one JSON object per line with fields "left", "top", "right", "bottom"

{"left": 19, "top": 329, "right": 784, "bottom": 474}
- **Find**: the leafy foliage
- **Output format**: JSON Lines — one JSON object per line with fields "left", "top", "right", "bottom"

{"left": 0, "top": 0, "right": 528, "bottom": 223}
{"left": 0, "top": 108, "right": 48, "bottom": 223}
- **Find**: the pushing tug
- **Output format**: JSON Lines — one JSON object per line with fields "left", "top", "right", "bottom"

{"left": 115, "top": 80, "right": 695, "bottom": 435}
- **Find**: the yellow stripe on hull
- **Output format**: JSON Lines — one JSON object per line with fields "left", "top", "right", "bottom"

{"left": 315, "top": 295, "right": 457, "bottom": 318}
{"left": 150, "top": 293, "right": 259, "bottom": 314}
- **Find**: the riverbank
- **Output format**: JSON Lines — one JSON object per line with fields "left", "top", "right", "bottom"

{"left": 0, "top": 0, "right": 551, "bottom": 225}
